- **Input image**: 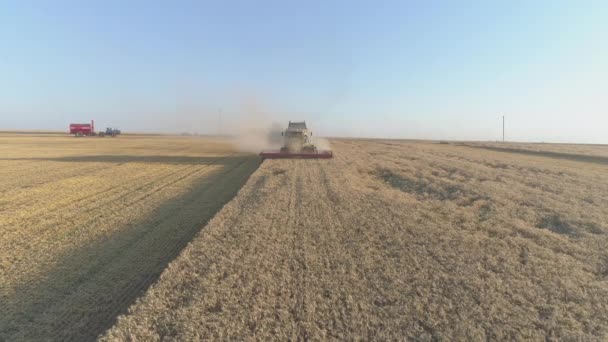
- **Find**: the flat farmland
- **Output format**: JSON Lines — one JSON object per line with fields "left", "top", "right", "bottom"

{"left": 104, "top": 139, "right": 608, "bottom": 341}
{"left": 0, "top": 134, "right": 259, "bottom": 341}
{"left": 463, "top": 141, "right": 608, "bottom": 164}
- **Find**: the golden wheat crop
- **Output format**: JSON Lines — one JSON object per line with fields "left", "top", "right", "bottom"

{"left": 102, "top": 139, "right": 608, "bottom": 341}
{"left": 0, "top": 133, "right": 259, "bottom": 341}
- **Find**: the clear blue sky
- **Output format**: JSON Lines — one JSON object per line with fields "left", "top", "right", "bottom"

{"left": 1, "top": 1, "right": 607, "bottom": 142}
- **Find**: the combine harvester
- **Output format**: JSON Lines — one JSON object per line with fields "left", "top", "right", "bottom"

{"left": 260, "top": 121, "right": 333, "bottom": 160}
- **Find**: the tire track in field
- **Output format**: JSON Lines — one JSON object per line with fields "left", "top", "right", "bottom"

{"left": 310, "top": 159, "right": 360, "bottom": 338}
{"left": 292, "top": 159, "right": 348, "bottom": 340}
{"left": 314, "top": 157, "right": 408, "bottom": 338}
{"left": 283, "top": 161, "right": 310, "bottom": 340}
{"left": 344, "top": 158, "right": 433, "bottom": 338}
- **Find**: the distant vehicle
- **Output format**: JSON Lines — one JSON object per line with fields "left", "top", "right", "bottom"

{"left": 69, "top": 120, "right": 121, "bottom": 137}
{"left": 69, "top": 120, "right": 95, "bottom": 136}
{"left": 259, "top": 121, "right": 333, "bottom": 159}
{"left": 101, "top": 127, "right": 121, "bottom": 137}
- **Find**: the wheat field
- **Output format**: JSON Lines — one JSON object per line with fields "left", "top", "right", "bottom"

{"left": 0, "top": 134, "right": 259, "bottom": 341}
{"left": 103, "top": 139, "right": 608, "bottom": 341}
{"left": 478, "top": 141, "right": 608, "bottom": 158}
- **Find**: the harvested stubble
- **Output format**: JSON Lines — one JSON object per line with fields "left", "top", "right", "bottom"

{"left": 104, "top": 139, "right": 608, "bottom": 341}
{"left": 0, "top": 134, "right": 259, "bottom": 341}
{"left": 465, "top": 141, "right": 608, "bottom": 162}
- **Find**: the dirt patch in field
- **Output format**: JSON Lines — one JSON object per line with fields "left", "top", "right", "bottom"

{"left": 376, "top": 168, "right": 467, "bottom": 200}
{"left": 537, "top": 214, "right": 576, "bottom": 236}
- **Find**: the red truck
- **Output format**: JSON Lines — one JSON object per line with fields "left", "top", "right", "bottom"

{"left": 69, "top": 120, "right": 95, "bottom": 136}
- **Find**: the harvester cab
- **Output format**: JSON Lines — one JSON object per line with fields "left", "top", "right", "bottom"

{"left": 281, "top": 121, "right": 316, "bottom": 153}
{"left": 260, "top": 121, "right": 333, "bottom": 160}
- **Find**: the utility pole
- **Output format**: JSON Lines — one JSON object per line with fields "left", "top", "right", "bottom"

{"left": 502, "top": 115, "right": 505, "bottom": 142}
{"left": 218, "top": 109, "right": 222, "bottom": 137}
